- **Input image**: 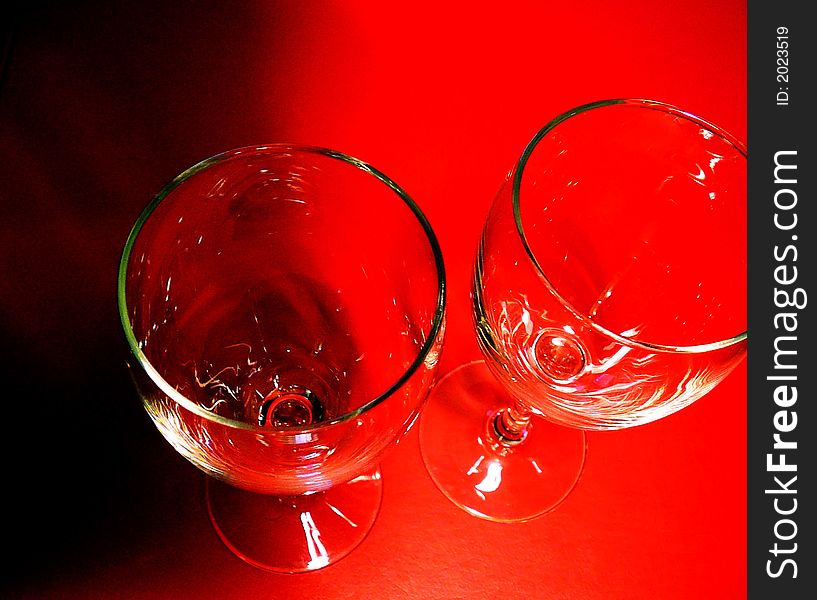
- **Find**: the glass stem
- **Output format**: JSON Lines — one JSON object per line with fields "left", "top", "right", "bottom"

{"left": 491, "top": 400, "right": 533, "bottom": 446}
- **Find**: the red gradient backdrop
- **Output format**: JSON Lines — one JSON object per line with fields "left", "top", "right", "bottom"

{"left": 0, "top": 1, "right": 746, "bottom": 598}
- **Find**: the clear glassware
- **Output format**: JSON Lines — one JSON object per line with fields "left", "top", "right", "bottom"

{"left": 419, "top": 99, "right": 746, "bottom": 522}
{"left": 118, "top": 145, "right": 445, "bottom": 572}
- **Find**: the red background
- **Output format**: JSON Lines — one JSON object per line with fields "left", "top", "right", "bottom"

{"left": 0, "top": 1, "right": 746, "bottom": 598}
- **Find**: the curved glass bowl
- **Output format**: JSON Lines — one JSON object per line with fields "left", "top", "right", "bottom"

{"left": 421, "top": 99, "right": 746, "bottom": 522}
{"left": 118, "top": 145, "right": 445, "bottom": 571}
{"left": 480, "top": 99, "right": 746, "bottom": 430}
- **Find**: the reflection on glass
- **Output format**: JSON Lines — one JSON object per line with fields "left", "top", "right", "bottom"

{"left": 300, "top": 512, "right": 329, "bottom": 570}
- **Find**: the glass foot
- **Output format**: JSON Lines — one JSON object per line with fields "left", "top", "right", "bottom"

{"left": 420, "top": 360, "right": 586, "bottom": 523}
{"left": 206, "top": 468, "right": 382, "bottom": 572}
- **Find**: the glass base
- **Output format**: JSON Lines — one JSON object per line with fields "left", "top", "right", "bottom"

{"left": 206, "top": 468, "right": 382, "bottom": 573}
{"left": 420, "top": 360, "right": 586, "bottom": 523}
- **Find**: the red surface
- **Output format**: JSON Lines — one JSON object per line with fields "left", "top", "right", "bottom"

{"left": 0, "top": 1, "right": 746, "bottom": 598}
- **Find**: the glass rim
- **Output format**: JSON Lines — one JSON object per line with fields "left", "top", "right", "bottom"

{"left": 511, "top": 98, "right": 747, "bottom": 354}
{"left": 117, "top": 143, "right": 447, "bottom": 433}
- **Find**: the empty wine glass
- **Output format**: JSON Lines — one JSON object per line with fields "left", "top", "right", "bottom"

{"left": 118, "top": 145, "right": 445, "bottom": 572}
{"left": 419, "top": 99, "right": 746, "bottom": 522}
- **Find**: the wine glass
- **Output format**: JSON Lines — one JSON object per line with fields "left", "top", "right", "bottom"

{"left": 118, "top": 145, "right": 445, "bottom": 572}
{"left": 419, "top": 99, "right": 746, "bottom": 522}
